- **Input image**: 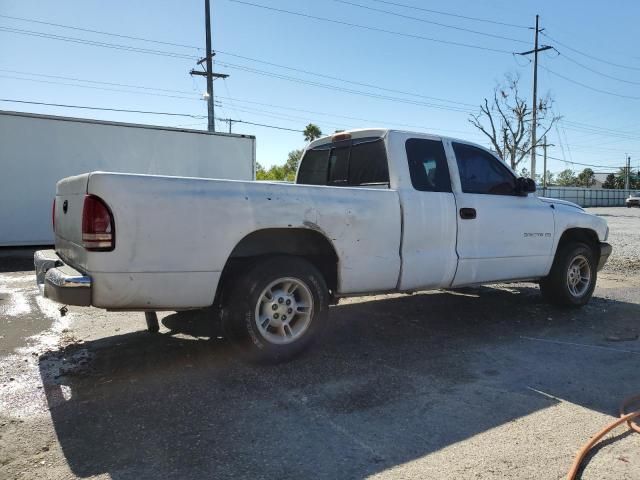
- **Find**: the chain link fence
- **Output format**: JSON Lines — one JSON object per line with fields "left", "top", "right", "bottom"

{"left": 538, "top": 187, "right": 636, "bottom": 207}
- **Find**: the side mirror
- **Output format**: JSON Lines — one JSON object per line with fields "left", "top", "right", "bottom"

{"left": 515, "top": 177, "right": 536, "bottom": 196}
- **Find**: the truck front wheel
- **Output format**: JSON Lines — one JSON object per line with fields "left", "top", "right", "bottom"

{"left": 221, "top": 256, "right": 329, "bottom": 362}
{"left": 539, "top": 242, "right": 597, "bottom": 307}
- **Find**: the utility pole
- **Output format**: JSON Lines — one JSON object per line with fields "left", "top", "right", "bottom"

{"left": 190, "top": 0, "right": 229, "bottom": 132}
{"left": 625, "top": 154, "right": 631, "bottom": 190}
{"left": 204, "top": 0, "right": 214, "bottom": 132}
{"left": 218, "top": 117, "right": 238, "bottom": 133}
{"left": 543, "top": 136, "right": 548, "bottom": 192}
{"left": 540, "top": 136, "right": 554, "bottom": 194}
{"left": 518, "top": 15, "right": 552, "bottom": 181}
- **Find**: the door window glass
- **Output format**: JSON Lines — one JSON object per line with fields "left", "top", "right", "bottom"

{"left": 405, "top": 138, "right": 452, "bottom": 192}
{"left": 453, "top": 143, "right": 516, "bottom": 195}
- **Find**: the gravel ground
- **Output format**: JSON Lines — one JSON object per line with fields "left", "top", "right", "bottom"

{"left": 589, "top": 207, "right": 640, "bottom": 273}
{"left": 0, "top": 208, "right": 639, "bottom": 480}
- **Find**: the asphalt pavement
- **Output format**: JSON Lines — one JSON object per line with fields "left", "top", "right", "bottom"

{"left": 1, "top": 208, "right": 639, "bottom": 480}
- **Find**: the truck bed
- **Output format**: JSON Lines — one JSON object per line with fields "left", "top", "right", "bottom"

{"left": 54, "top": 172, "right": 402, "bottom": 309}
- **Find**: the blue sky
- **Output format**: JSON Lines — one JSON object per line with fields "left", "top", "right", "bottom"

{"left": 1, "top": 0, "right": 639, "bottom": 174}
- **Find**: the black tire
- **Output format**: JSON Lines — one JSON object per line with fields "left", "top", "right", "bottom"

{"left": 221, "top": 255, "right": 329, "bottom": 363}
{"left": 539, "top": 242, "right": 597, "bottom": 307}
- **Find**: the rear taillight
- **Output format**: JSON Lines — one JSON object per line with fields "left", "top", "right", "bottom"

{"left": 52, "top": 198, "right": 56, "bottom": 232}
{"left": 82, "top": 195, "right": 115, "bottom": 251}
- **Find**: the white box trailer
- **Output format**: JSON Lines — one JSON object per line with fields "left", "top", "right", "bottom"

{"left": 0, "top": 110, "right": 256, "bottom": 246}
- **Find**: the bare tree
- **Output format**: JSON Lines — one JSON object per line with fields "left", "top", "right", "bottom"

{"left": 469, "top": 73, "right": 560, "bottom": 171}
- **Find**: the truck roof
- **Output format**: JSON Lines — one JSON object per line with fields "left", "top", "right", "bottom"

{"left": 306, "top": 128, "right": 478, "bottom": 150}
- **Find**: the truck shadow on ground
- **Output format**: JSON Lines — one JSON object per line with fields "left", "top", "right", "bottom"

{"left": 38, "top": 285, "right": 640, "bottom": 479}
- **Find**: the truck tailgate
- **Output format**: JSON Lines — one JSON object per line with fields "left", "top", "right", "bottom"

{"left": 54, "top": 173, "right": 90, "bottom": 267}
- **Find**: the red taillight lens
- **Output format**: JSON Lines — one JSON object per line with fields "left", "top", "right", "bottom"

{"left": 82, "top": 195, "right": 114, "bottom": 251}
{"left": 52, "top": 198, "right": 56, "bottom": 232}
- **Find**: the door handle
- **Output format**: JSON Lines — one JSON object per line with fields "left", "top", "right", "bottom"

{"left": 459, "top": 208, "right": 476, "bottom": 220}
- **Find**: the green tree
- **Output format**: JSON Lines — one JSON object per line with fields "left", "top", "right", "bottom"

{"left": 256, "top": 162, "right": 289, "bottom": 181}
{"left": 602, "top": 173, "right": 617, "bottom": 189}
{"left": 256, "top": 127, "right": 320, "bottom": 181}
{"left": 556, "top": 169, "right": 577, "bottom": 187}
{"left": 615, "top": 168, "right": 640, "bottom": 189}
{"left": 303, "top": 124, "right": 322, "bottom": 143}
{"left": 284, "top": 149, "right": 303, "bottom": 176}
{"left": 576, "top": 168, "right": 596, "bottom": 188}
{"left": 539, "top": 170, "right": 554, "bottom": 186}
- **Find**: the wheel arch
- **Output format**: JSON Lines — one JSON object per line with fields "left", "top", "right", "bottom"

{"left": 214, "top": 228, "right": 340, "bottom": 305}
{"left": 554, "top": 227, "right": 600, "bottom": 265}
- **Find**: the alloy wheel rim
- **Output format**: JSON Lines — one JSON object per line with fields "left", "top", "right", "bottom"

{"left": 566, "top": 254, "right": 591, "bottom": 298}
{"left": 254, "top": 277, "right": 314, "bottom": 345}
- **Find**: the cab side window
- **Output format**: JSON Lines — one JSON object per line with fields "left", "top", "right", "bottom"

{"left": 405, "top": 138, "right": 452, "bottom": 192}
{"left": 452, "top": 142, "right": 516, "bottom": 195}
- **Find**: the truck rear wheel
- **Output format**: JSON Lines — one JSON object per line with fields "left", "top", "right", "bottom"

{"left": 539, "top": 242, "right": 597, "bottom": 307}
{"left": 222, "top": 255, "right": 329, "bottom": 363}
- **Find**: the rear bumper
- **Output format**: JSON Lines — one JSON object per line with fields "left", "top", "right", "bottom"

{"left": 598, "top": 242, "right": 612, "bottom": 271}
{"left": 34, "top": 250, "right": 92, "bottom": 306}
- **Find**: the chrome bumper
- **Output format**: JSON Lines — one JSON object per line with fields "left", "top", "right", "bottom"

{"left": 34, "top": 250, "right": 92, "bottom": 306}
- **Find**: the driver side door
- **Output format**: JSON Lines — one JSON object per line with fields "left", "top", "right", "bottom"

{"left": 450, "top": 142, "right": 555, "bottom": 286}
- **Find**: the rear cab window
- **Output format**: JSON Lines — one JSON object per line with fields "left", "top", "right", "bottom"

{"left": 296, "top": 137, "right": 389, "bottom": 187}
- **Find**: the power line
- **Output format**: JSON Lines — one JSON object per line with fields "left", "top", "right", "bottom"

{"left": 330, "top": 0, "right": 529, "bottom": 44}
{"left": 541, "top": 65, "right": 640, "bottom": 100}
{"left": 3, "top": 68, "right": 637, "bottom": 157}
{"left": 0, "top": 98, "right": 304, "bottom": 132}
{"left": 0, "top": 26, "right": 198, "bottom": 60}
{"left": 0, "top": 14, "right": 201, "bottom": 50}
{"left": 367, "top": 0, "right": 529, "bottom": 29}
{"left": 216, "top": 50, "right": 476, "bottom": 107}
{"left": 0, "top": 12, "right": 492, "bottom": 107}
{"left": 546, "top": 155, "right": 625, "bottom": 169}
{"left": 0, "top": 74, "right": 202, "bottom": 101}
{"left": 228, "top": 0, "right": 514, "bottom": 54}
{"left": 215, "top": 95, "right": 484, "bottom": 136}
{"left": 227, "top": 119, "right": 303, "bottom": 132}
{"left": 218, "top": 102, "right": 492, "bottom": 141}
{"left": 556, "top": 50, "right": 640, "bottom": 86}
{"left": 562, "top": 119, "right": 640, "bottom": 137}
{"left": 0, "top": 16, "right": 478, "bottom": 109}
{"left": 0, "top": 98, "right": 206, "bottom": 118}
{"left": 561, "top": 123, "right": 640, "bottom": 141}
{"left": 541, "top": 31, "right": 640, "bottom": 72}
{"left": 216, "top": 60, "right": 473, "bottom": 113}
{"left": 1, "top": 14, "right": 477, "bottom": 108}
{"left": 0, "top": 69, "right": 199, "bottom": 95}
{"left": 0, "top": 13, "right": 479, "bottom": 108}
{"left": 0, "top": 65, "right": 483, "bottom": 136}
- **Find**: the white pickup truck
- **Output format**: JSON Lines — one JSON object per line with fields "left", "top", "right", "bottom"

{"left": 35, "top": 129, "right": 611, "bottom": 362}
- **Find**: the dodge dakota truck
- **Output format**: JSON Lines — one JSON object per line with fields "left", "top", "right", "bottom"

{"left": 35, "top": 129, "right": 612, "bottom": 362}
